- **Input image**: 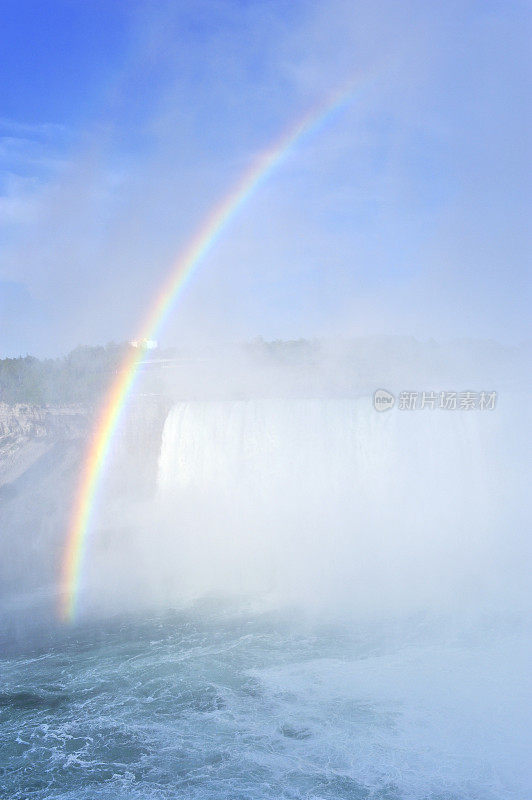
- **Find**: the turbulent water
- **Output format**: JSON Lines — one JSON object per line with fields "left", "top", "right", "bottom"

{"left": 2, "top": 397, "right": 530, "bottom": 798}
{"left": 1, "top": 606, "right": 531, "bottom": 800}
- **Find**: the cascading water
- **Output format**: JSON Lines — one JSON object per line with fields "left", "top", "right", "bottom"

{"left": 156, "top": 397, "right": 498, "bottom": 612}
{"left": 2, "top": 395, "right": 530, "bottom": 800}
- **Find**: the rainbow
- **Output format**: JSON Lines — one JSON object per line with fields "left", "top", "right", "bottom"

{"left": 59, "top": 77, "right": 368, "bottom": 621}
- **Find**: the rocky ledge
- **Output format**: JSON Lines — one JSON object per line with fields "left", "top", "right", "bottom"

{"left": 0, "top": 403, "right": 88, "bottom": 486}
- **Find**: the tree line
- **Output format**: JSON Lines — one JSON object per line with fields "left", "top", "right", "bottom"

{"left": 0, "top": 343, "right": 131, "bottom": 405}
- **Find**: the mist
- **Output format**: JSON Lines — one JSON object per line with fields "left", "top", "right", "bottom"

{"left": 53, "top": 337, "right": 522, "bottom": 625}
{"left": 2, "top": 1, "right": 530, "bottom": 356}
{"left": 1, "top": 1, "right": 531, "bottom": 798}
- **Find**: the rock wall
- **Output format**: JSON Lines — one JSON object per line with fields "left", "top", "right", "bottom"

{"left": 0, "top": 398, "right": 170, "bottom": 607}
{"left": 0, "top": 403, "right": 88, "bottom": 486}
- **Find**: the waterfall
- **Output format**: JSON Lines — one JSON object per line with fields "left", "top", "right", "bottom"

{"left": 155, "top": 397, "right": 502, "bottom": 612}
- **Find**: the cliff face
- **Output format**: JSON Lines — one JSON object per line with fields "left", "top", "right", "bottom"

{"left": 0, "top": 403, "right": 88, "bottom": 486}
{"left": 0, "top": 399, "right": 169, "bottom": 608}
{"left": 0, "top": 402, "right": 85, "bottom": 438}
{"left": 0, "top": 404, "right": 90, "bottom": 604}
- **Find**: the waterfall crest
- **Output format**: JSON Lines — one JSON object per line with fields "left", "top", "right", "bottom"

{"left": 156, "top": 398, "right": 499, "bottom": 612}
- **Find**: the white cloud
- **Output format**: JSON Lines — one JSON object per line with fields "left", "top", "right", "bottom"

{"left": 1, "top": 0, "right": 529, "bottom": 355}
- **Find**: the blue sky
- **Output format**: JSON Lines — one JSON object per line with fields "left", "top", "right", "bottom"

{"left": 0, "top": 0, "right": 530, "bottom": 356}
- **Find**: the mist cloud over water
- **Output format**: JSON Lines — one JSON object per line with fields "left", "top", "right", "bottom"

{"left": 72, "top": 339, "right": 530, "bottom": 623}
{"left": 1, "top": 1, "right": 530, "bottom": 796}
{"left": 3, "top": 368, "right": 529, "bottom": 798}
